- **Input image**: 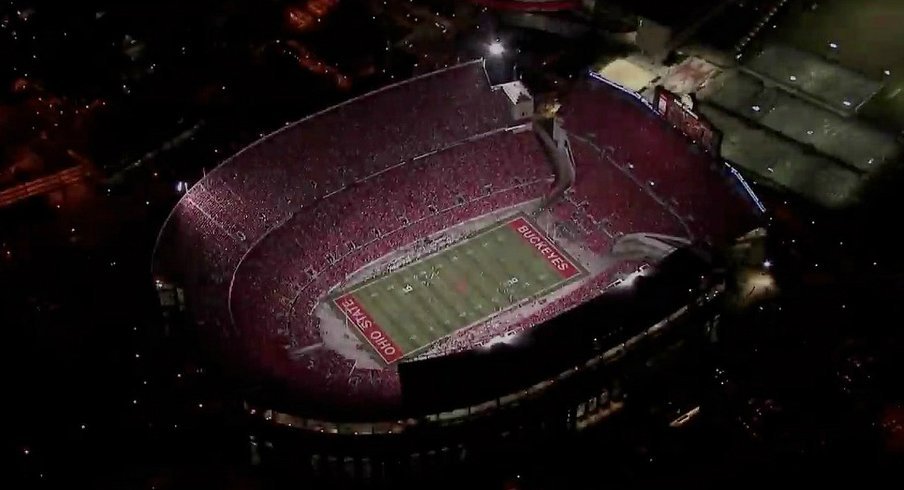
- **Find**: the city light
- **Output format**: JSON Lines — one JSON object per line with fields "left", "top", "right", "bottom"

{"left": 487, "top": 41, "right": 505, "bottom": 56}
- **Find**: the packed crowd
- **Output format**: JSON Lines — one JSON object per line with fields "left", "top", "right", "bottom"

{"left": 155, "top": 67, "right": 758, "bottom": 414}
{"left": 414, "top": 88, "right": 761, "bottom": 361}
{"left": 155, "top": 201, "right": 245, "bottom": 348}
{"left": 190, "top": 61, "right": 512, "bottom": 243}
{"left": 154, "top": 61, "right": 516, "bottom": 394}
{"left": 559, "top": 81, "right": 757, "bottom": 243}
{"left": 416, "top": 131, "right": 695, "bottom": 360}
{"left": 564, "top": 138, "right": 686, "bottom": 239}
{"left": 228, "top": 129, "right": 554, "bottom": 408}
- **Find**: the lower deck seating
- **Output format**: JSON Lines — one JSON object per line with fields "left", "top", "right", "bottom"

{"left": 226, "top": 130, "right": 555, "bottom": 408}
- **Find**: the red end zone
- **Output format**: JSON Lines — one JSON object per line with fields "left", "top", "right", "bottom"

{"left": 508, "top": 216, "right": 581, "bottom": 279}
{"left": 334, "top": 294, "right": 405, "bottom": 364}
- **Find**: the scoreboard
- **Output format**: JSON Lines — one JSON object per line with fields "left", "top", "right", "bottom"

{"left": 654, "top": 86, "right": 722, "bottom": 157}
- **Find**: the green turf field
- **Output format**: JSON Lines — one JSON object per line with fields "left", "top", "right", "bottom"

{"left": 332, "top": 215, "right": 584, "bottom": 363}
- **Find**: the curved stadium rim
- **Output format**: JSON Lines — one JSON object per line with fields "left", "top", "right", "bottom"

{"left": 150, "top": 59, "right": 497, "bottom": 275}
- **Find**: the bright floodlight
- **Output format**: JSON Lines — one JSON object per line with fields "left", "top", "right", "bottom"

{"left": 488, "top": 41, "right": 505, "bottom": 56}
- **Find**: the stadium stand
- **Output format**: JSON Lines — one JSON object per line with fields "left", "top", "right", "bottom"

{"left": 562, "top": 137, "right": 686, "bottom": 239}
{"left": 153, "top": 64, "right": 760, "bottom": 419}
{"left": 228, "top": 129, "right": 555, "bottom": 411}
{"left": 152, "top": 62, "right": 523, "bottom": 413}
{"left": 559, "top": 80, "right": 757, "bottom": 243}
{"left": 194, "top": 61, "right": 512, "bottom": 242}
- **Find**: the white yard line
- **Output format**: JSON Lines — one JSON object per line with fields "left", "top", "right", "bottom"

{"left": 351, "top": 214, "right": 587, "bottom": 362}
{"left": 332, "top": 214, "right": 588, "bottom": 364}
{"left": 401, "top": 270, "right": 579, "bottom": 361}
{"left": 341, "top": 214, "right": 525, "bottom": 298}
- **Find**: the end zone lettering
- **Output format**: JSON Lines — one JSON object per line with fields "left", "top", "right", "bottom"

{"left": 335, "top": 295, "right": 404, "bottom": 363}
{"left": 508, "top": 217, "right": 581, "bottom": 279}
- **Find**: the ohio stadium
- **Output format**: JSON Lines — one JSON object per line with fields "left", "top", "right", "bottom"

{"left": 152, "top": 60, "right": 762, "bottom": 478}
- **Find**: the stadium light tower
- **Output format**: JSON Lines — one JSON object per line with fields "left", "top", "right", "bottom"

{"left": 488, "top": 40, "right": 505, "bottom": 57}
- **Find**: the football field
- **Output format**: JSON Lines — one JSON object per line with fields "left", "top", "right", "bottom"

{"left": 333, "top": 215, "right": 585, "bottom": 363}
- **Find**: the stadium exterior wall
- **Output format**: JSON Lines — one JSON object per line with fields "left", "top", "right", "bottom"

{"left": 248, "top": 280, "right": 723, "bottom": 483}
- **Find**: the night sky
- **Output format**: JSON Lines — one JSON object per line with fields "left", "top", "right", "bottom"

{"left": 3, "top": 1, "right": 904, "bottom": 489}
